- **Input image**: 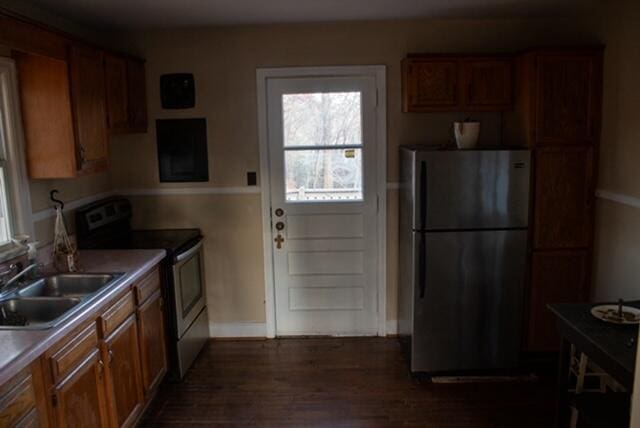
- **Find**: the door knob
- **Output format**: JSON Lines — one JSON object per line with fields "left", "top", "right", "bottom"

{"left": 275, "top": 221, "right": 285, "bottom": 231}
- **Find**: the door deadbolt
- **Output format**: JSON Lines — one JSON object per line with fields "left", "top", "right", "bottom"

{"left": 275, "top": 208, "right": 284, "bottom": 217}
{"left": 275, "top": 221, "right": 285, "bottom": 231}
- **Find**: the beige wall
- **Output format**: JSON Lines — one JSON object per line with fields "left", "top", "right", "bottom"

{"left": 110, "top": 17, "right": 601, "bottom": 328}
{"left": 29, "top": 174, "right": 112, "bottom": 244}
{"left": 592, "top": 0, "right": 640, "bottom": 302}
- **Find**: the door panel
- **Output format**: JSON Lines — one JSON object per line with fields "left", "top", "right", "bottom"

{"left": 534, "top": 53, "right": 601, "bottom": 145}
{"left": 413, "top": 150, "right": 531, "bottom": 230}
{"left": 402, "top": 58, "right": 460, "bottom": 111}
{"left": 103, "top": 315, "right": 144, "bottom": 428}
{"left": 52, "top": 350, "right": 109, "bottom": 428}
{"left": 462, "top": 59, "right": 512, "bottom": 108}
{"left": 533, "top": 147, "right": 594, "bottom": 249}
{"left": 412, "top": 229, "right": 527, "bottom": 372}
{"left": 104, "top": 54, "right": 128, "bottom": 131}
{"left": 266, "top": 75, "right": 379, "bottom": 336}
{"left": 526, "top": 250, "right": 589, "bottom": 351}
{"left": 137, "top": 290, "right": 167, "bottom": 395}
{"left": 68, "top": 45, "right": 108, "bottom": 168}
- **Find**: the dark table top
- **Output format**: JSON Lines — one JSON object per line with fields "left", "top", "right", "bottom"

{"left": 548, "top": 301, "right": 639, "bottom": 390}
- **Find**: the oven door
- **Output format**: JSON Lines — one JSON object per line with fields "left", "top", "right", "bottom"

{"left": 172, "top": 238, "right": 206, "bottom": 338}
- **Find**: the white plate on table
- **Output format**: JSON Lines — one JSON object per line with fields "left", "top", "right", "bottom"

{"left": 591, "top": 305, "right": 640, "bottom": 325}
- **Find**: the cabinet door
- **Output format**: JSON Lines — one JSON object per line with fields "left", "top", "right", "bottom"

{"left": 14, "top": 52, "right": 78, "bottom": 178}
{"left": 68, "top": 45, "right": 109, "bottom": 173}
{"left": 103, "top": 315, "right": 144, "bottom": 428}
{"left": 52, "top": 349, "right": 109, "bottom": 428}
{"left": 126, "top": 59, "right": 148, "bottom": 132}
{"left": 104, "top": 54, "right": 129, "bottom": 132}
{"left": 462, "top": 59, "right": 512, "bottom": 109}
{"left": 534, "top": 52, "right": 602, "bottom": 145}
{"left": 533, "top": 147, "right": 594, "bottom": 249}
{"left": 526, "top": 250, "right": 589, "bottom": 351}
{"left": 137, "top": 290, "right": 168, "bottom": 394}
{"left": 403, "top": 58, "right": 459, "bottom": 112}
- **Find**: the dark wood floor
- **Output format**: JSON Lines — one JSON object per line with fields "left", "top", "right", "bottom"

{"left": 142, "top": 338, "right": 556, "bottom": 427}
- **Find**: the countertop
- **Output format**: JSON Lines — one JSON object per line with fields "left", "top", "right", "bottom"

{"left": 548, "top": 301, "right": 639, "bottom": 389}
{"left": 0, "top": 249, "right": 166, "bottom": 385}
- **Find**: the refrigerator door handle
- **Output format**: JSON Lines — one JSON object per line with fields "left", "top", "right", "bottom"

{"left": 418, "top": 232, "right": 426, "bottom": 299}
{"left": 419, "top": 161, "right": 427, "bottom": 230}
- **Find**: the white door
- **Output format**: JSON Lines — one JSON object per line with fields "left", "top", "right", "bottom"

{"left": 266, "top": 75, "right": 380, "bottom": 336}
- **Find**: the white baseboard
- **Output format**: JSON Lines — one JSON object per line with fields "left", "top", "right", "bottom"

{"left": 208, "top": 321, "right": 397, "bottom": 338}
{"left": 208, "top": 322, "right": 267, "bottom": 338}
{"left": 385, "top": 320, "right": 398, "bottom": 335}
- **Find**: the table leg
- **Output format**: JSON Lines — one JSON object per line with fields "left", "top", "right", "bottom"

{"left": 556, "top": 337, "right": 571, "bottom": 427}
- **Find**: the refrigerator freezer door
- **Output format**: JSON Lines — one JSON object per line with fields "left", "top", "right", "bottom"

{"left": 412, "top": 150, "right": 531, "bottom": 231}
{"left": 411, "top": 229, "right": 527, "bottom": 372}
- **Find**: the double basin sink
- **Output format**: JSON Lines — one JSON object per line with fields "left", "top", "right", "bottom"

{"left": 0, "top": 273, "right": 123, "bottom": 329}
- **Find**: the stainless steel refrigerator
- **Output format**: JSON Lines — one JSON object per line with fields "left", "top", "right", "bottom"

{"left": 398, "top": 146, "right": 531, "bottom": 373}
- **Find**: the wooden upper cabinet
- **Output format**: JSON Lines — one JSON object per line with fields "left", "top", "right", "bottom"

{"left": 15, "top": 52, "right": 78, "bottom": 178}
{"left": 403, "top": 58, "right": 459, "bottom": 111}
{"left": 137, "top": 290, "right": 167, "bottom": 395}
{"left": 462, "top": 58, "right": 512, "bottom": 109}
{"left": 402, "top": 55, "right": 513, "bottom": 112}
{"left": 104, "top": 54, "right": 129, "bottom": 132}
{"left": 51, "top": 350, "right": 109, "bottom": 428}
{"left": 533, "top": 147, "right": 594, "bottom": 250}
{"left": 526, "top": 250, "right": 589, "bottom": 351}
{"left": 104, "top": 55, "right": 148, "bottom": 133}
{"left": 103, "top": 314, "right": 144, "bottom": 428}
{"left": 534, "top": 51, "right": 602, "bottom": 145}
{"left": 68, "top": 44, "right": 109, "bottom": 173}
{"left": 16, "top": 45, "right": 110, "bottom": 178}
{"left": 126, "top": 58, "right": 148, "bottom": 132}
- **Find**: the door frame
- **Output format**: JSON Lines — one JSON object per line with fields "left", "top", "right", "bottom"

{"left": 256, "top": 65, "right": 387, "bottom": 338}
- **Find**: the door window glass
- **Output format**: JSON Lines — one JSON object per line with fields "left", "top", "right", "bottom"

{"left": 282, "top": 92, "right": 363, "bottom": 202}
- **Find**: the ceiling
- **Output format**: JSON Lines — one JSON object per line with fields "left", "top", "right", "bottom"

{"left": 23, "top": 0, "right": 601, "bottom": 30}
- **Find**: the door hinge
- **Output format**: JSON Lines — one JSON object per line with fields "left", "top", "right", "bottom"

{"left": 51, "top": 394, "right": 58, "bottom": 407}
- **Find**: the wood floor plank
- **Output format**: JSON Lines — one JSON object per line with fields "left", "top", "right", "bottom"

{"left": 142, "top": 338, "right": 555, "bottom": 427}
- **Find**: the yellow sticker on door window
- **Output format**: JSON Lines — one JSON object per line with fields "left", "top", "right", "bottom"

{"left": 344, "top": 149, "right": 355, "bottom": 158}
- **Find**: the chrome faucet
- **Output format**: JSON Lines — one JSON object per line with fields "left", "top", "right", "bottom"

{"left": 0, "top": 262, "right": 41, "bottom": 294}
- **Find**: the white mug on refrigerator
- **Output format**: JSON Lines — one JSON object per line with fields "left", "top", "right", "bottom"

{"left": 453, "top": 121, "right": 480, "bottom": 149}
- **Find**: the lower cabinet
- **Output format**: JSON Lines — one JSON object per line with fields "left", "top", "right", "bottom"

{"left": 137, "top": 290, "right": 167, "bottom": 394}
{"left": 9, "top": 264, "right": 169, "bottom": 428}
{"left": 526, "top": 250, "right": 589, "bottom": 351}
{"left": 51, "top": 350, "right": 109, "bottom": 428}
{"left": 103, "top": 315, "right": 144, "bottom": 428}
{"left": 0, "top": 366, "right": 41, "bottom": 428}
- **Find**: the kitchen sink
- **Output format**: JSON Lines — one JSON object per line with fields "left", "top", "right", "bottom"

{"left": 18, "top": 274, "right": 119, "bottom": 298}
{"left": 0, "top": 272, "right": 124, "bottom": 330}
{"left": 0, "top": 297, "right": 81, "bottom": 328}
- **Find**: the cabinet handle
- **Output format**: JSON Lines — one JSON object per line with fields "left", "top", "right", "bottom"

{"left": 98, "top": 359, "right": 104, "bottom": 379}
{"left": 108, "top": 349, "right": 114, "bottom": 364}
{"left": 99, "top": 317, "right": 107, "bottom": 336}
{"left": 79, "top": 145, "right": 86, "bottom": 165}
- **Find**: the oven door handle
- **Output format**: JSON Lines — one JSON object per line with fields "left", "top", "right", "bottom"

{"left": 175, "top": 239, "right": 204, "bottom": 263}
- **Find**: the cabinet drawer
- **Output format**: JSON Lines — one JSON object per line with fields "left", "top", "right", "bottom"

{"left": 133, "top": 267, "right": 160, "bottom": 305}
{"left": 49, "top": 322, "right": 99, "bottom": 383}
{"left": 0, "top": 373, "right": 36, "bottom": 428}
{"left": 99, "top": 290, "right": 135, "bottom": 337}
